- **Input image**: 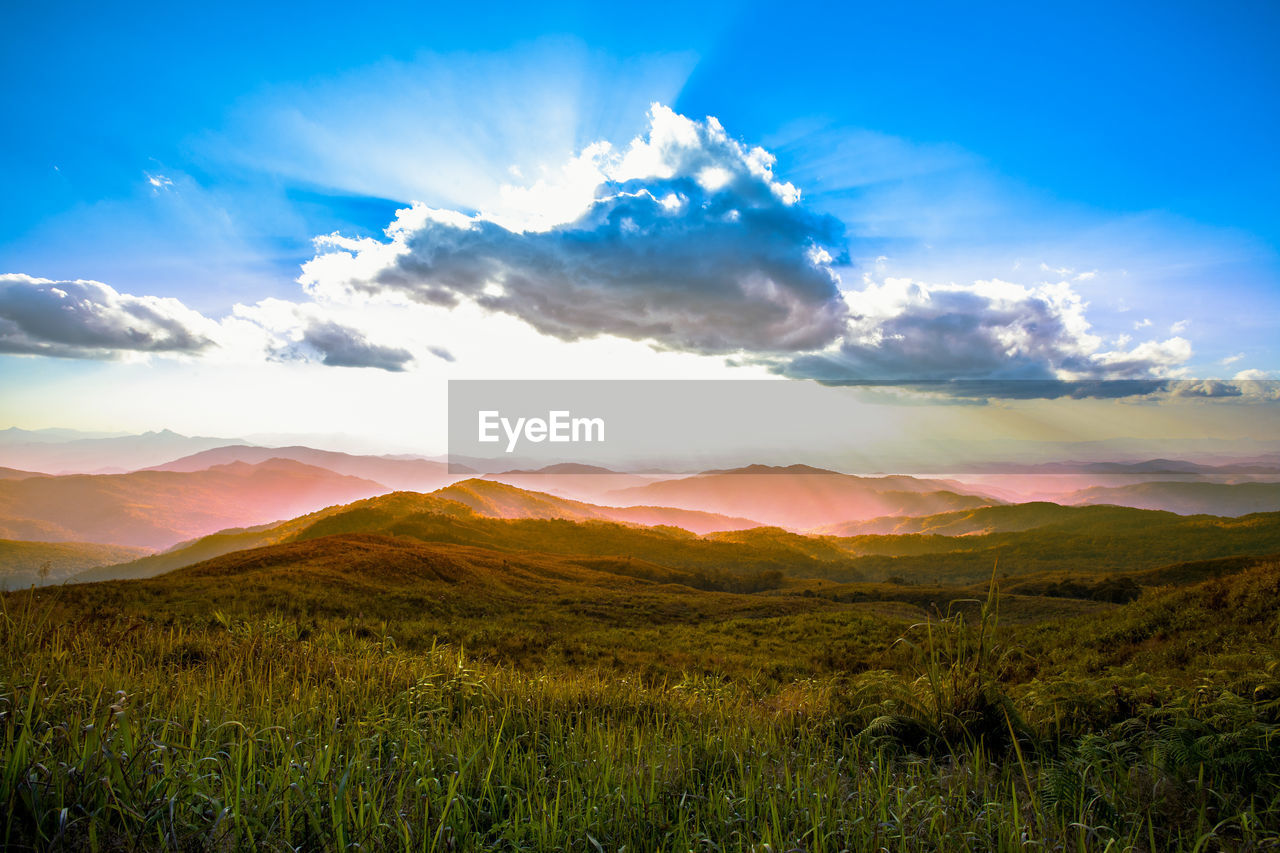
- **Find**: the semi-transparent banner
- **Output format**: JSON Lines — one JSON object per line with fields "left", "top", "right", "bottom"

{"left": 447, "top": 379, "right": 1279, "bottom": 476}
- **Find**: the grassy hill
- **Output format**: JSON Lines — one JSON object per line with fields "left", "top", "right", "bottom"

{"left": 436, "top": 478, "right": 763, "bottom": 532}
{"left": 75, "top": 484, "right": 1280, "bottom": 589}
{"left": 0, "top": 539, "right": 148, "bottom": 587}
{"left": 1069, "top": 480, "right": 1280, "bottom": 515}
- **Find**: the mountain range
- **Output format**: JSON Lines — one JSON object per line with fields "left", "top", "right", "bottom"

{"left": 0, "top": 459, "right": 388, "bottom": 548}
{"left": 603, "top": 464, "right": 999, "bottom": 529}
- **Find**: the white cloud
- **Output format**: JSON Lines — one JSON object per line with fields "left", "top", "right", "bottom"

{"left": 0, "top": 274, "right": 216, "bottom": 359}
{"left": 784, "top": 275, "right": 1193, "bottom": 384}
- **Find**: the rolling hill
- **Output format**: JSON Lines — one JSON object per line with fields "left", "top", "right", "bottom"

{"left": 605, "top": 464, "right": 1000, "bottom": 529}
{"left": 0, "top": 539, "right": 149, "bottom": 588}
{"left": 73, "top": 481, "right": 1280, "bottom": 591}
{"left": 1068, "top": 480, "right": 1280, "bottom": 516}
{"left": 817, "top": 502, "right": 1141, "bottom": 536}
{"left": 0, "top": 467, "right": 44, "bottom": 480}
{"left": 149, "top": 444, "right": 467, "bottom": 491}
{"left": 0, "top": 459, "right": 389, "bottom": 549}
{"left": 436, "top": 478, "right": 761, "bottom": 533}
{"left": 481, "top": 463, "right": 658, "bottom": 500}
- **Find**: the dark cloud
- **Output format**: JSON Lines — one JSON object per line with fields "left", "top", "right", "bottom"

{"left": 800, "top": 378, "right": 1175, "bottom": 400}
{"left": 298, "top": 320, "right": 414, "bottom": 372}
{"left": 0, "top": 275, "right": 214, "bottom": 358}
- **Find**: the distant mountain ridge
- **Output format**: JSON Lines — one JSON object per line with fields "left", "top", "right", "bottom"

{"left": 605, "top": 464, "right": 1000, "bottom": 529}
{"left": 0, "top": 459, "right": 389, "bottom": 549}
{"left": 0, "top": 429, "right": 248, "bottom": 474}
{"left": 149, "top": 444, "right": 470, "bottom": 491}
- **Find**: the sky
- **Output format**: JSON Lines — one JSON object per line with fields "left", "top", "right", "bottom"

{"left": 1, "top": 0, "right": 1277, "bottom": 451}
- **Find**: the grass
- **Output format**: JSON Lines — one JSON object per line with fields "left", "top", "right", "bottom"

{"left": 2, "top": 533, "right": 1280, "bottom": 849}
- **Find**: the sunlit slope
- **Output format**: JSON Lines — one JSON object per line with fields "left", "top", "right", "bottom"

{"left": 436, "top": 478, "right": 762, "bottom": 532}
{"left": 605, "top": 464, "right": 999, "bottom": 528}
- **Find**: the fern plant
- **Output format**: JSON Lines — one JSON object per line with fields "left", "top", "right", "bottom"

{"left": 848, "top": 565, "right": 1030, "bottom": 754}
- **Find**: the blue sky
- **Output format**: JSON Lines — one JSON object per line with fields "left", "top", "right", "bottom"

{"left": 1, "top": 0, "right": 1277, "bottom": 443}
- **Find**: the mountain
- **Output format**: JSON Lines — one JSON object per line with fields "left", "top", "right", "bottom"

{"left": 77, "top": 486, "right": 840, "bottom": 587}
{"left": 149, "top": 444, "right": 468, "bottom": 490}
{"left": 482, "top": 463, "right": 657, "bottom": 500}
{"left": 75, "top": 480, "right": 764, "bottom": 585}
{"left": 0, "top": 539, "right": 149, "bottom": 588}
{"left": 436, "top": 478, "right": 761, "bottom": 533}
{"left": 0, "top": 429, "right": 246, "bottom": 474}
{"left": 0, "top": 459, "right": 388, "bottom": 549}
{"left": 1068, "top": 481, "right": 1280, "bottom": 516}
{"left": 605, "top": 464, "right": 999, "bottom": 529}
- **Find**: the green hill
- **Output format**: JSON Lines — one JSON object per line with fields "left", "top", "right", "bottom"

{"left": 0, "top": 539, "right": 149, "bottom": 587}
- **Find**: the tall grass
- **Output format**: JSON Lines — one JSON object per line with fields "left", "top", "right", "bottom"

{"left": 3, "top": 584, "right": 1279, "bottom": 852}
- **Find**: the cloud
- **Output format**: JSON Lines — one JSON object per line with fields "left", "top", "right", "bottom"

{"left": 295, "top": 321, "right": 414, "bottom": 371}
{"left": 0, "top": 274, "right": 215, "bottom": 358}
{"left": 1165, "top": 376, "right": 1279, "bottom": 399}
{"left": 781, "top": 277, "right": 1192, "bottom": 389}
{"left": 299, "top": 105, "right": 850, "bottom": 355}
{"left": 1221, "top": 352, "right": 1245, "bottom": 365}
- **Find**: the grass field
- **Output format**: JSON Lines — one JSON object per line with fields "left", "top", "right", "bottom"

{"left": 3, "top": 514, "right": 1279, "bottom": 851}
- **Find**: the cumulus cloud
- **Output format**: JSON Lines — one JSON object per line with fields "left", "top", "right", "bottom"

{"left": 299, "top": 104, "right": 850, "bottom": 355}
{"left": 782, "top": 277, "right": 1193, "bottom": 390}
{"left": 0, "top": 274, "right": 215, "bottom": 358}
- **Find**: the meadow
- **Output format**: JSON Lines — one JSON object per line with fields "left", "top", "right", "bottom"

{"left": 2, "top": 511, "right": 1279, "bottom": 851}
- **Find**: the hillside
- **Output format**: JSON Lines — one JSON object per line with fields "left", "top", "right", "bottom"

{"left": 605, "top": 464, "right": 1000, "bottom": 529}
{"left": 0, "top": 539, "right": 149, "bottom": 587}
{"left": 0, "top": 459, "right": 388, "bottom": 549}
{"left": 482, "top": 463, "right": 658, "bottom": 500}
{"left": 149, "top": 444, "right": 465, "bottom": 491}
{"left": 75, "top": 483, "right": 1280, "bottom": 591}
{"left": 823, "top": 510, "right": 1280, "bottom": 583}
{"left": 1068, "top": 480, "right": 1280, "bottom": 516}
{"left": 77, "top": 488, "right": 854, "bottom": 589}
{"left": 0, "top": 466, "right": 43, "bottom": 480}
{"left": 818, "top": 502, "right": 1145, "bottom": 536}
{"left": 436, "top": 478, "right": 762, "bottom": 533}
